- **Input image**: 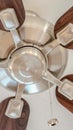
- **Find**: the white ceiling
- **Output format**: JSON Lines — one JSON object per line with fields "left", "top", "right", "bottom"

{"left": 23, "top": 0, "right": 73, "bottom": 24}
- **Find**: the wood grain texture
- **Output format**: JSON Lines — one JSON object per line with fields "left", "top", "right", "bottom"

{"left": 0, "top": 97, "right": 30, "bottom": 130}
{"left": 56, "top": 75, "right": 73, "bottom": 113}
{"left": 0, "top": 0, "right": 25, "bottom": 30}
{"left": 54, "top": 6, "right": 73, "bottom": 49}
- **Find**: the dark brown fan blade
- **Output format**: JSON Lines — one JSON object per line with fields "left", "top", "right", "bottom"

{"left": 0, "top": 97, "right": 30, "bottom": 130}
{"left": 0, "top": 0, "right": 25, "bottom": 30}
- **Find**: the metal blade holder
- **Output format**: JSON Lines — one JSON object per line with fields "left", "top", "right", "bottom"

{"left": 43, "top": 23, "right": 73, "bottom": 55}
{"left": 0, "top": 8, "right": 24, "bottom": 48}
{"left": 5, "top": 84, "right": 24, "bottom": 119}
{"left": 43, "top": 71, "right": 73, "bottom": 100}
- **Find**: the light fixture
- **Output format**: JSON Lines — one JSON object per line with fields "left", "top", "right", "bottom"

{"left": 0, "top": 8, "right": 73, "bottom": 98}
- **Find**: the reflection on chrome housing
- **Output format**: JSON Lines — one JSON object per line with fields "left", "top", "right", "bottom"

{"left": 19, "top": 10, "right": 54, "bottom": 46}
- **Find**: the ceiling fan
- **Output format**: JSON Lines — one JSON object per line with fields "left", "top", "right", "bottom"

{"left": 0, "top": 0, "right": 73, "bottom": 126}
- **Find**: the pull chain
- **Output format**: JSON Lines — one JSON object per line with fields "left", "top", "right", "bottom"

{"left": 48, "top": 83, "right": 53, "bottom": 119}
{"left": 48, "top": 83, "right": 58, "bottom": 127}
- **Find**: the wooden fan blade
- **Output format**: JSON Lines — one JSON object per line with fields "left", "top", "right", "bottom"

{"left": 54, "top": 6, "right": 73, "bottom": 49}
{"left": 0, "top": 0, "right": 25, "bottom": 30}
{"left": 0, "top": 97, "right": 30, "bottom": 130}
{"left": 56, "top": 75, "right": 73, "bottom": 113}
